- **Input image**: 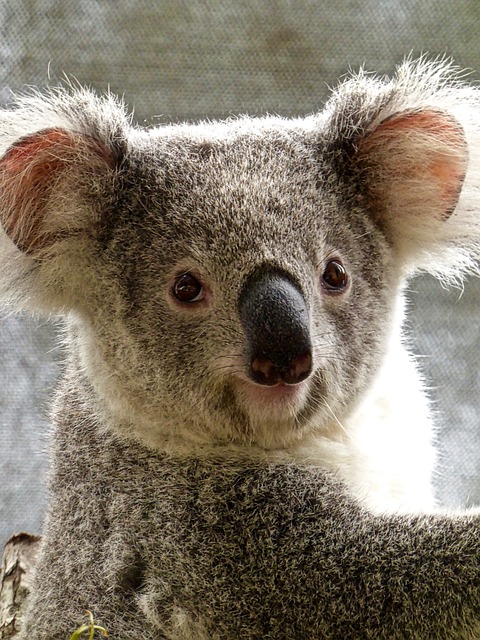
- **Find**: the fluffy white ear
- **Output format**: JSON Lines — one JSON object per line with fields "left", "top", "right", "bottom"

{"left": 0, "top": 128, "right": 115, "bottom": 254}
{"left": 0, "top": 127, "right": 116, "bottom": 314}
{"left": 326, "top": 59, "right": 480, "bottom": 281}
{"left": 0, "top": 90, "right": 127, "bottom": 314}
{"left": 356, "top": 108, "right": 468, "bottom": 262}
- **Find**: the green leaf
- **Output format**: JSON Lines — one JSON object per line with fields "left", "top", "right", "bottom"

{"left": 68, "top": 611, "right": 108, "bottom": 639}
{"left": 68, "top": 625, "right": 90, "bottom": 640}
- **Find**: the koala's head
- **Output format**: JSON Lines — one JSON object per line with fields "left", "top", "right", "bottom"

{"left": 1, "top": 60, "right": 479, "bottom": 451}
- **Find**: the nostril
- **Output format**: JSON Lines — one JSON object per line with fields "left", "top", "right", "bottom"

{"left": 249, "top": 351, "right": 312, "bottom": 386}
{"left": 251, "top": 356, "right": 282, "bottom": 386}
{"left": 282, "top": 351, "right": 312, "bottom": 385}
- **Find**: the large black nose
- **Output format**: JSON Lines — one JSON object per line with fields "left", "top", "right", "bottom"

{"left": 238, "top": 270, "right": 313, "bottom": 386}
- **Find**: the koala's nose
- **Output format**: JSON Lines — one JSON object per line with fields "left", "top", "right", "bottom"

{"left": 238, "top": 270, "right": 313, "bottom": 386}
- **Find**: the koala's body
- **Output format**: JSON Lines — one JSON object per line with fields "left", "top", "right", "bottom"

{"left": 1, "top": 60, "right": 480, "bottom": 638}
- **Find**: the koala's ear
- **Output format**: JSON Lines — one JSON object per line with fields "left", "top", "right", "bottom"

{"left": 325, "top": 59, "right": 480, "bottom": 280}
{"left": 352, "top": 109, "right": 472, "bottom": 273}
{"left": 0, "top": 113, "right": 123, "bottom": 314}
{"left": 0, "top": 127, "right": 116, "bottom": 255}
{"left": 354, "top": 108, "right": 468, "bottom": 253}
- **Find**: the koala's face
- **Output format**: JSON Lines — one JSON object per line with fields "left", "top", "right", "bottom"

{"left": 0, "top": 68, "right": 470, "bottom": 451}
{"left": 82, "top": 122, "right": 397, "bottom": 449}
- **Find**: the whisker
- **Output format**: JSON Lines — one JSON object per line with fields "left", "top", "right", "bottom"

{"left": 323, "top": 399, "right": 352, "bottom": 441}
{"left": 215, "top": 353, "right": 244, "bottom": 360}
{"left": 210, "top": 364, "right": 243, "bottom": 376}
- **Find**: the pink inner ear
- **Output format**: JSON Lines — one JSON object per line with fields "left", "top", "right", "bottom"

{"left": 0, "top": 129, "right": 113, "bottom": 254}
{"left": 0, "top": 129, "right": 81, "bottom": 253}
{"left": 361, "top": 110, "right": 468, "bottom": 219}
{"left": 3, "top": 128, "right": 75, "bottom": 171}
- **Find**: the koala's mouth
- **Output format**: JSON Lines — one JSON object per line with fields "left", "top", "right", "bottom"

{"left": 233, "top": 376, "right": 310, "bottom": 418}
{"left": 222, "top": 375, "right": 317, "bottom": 449}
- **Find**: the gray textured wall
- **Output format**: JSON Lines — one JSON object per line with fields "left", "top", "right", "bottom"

{"left": 1, "top": 0, "right": 480, "bottom": 545}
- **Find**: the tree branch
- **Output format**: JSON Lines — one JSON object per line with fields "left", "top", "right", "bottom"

{"left": 0, "top": 533, "right": 41, "bottom": 638}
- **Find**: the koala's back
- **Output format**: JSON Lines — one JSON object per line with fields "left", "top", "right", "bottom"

{"left": 19, "top": 386, "right": 480, "bottom": 640}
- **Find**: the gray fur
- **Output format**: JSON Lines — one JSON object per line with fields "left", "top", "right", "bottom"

{"left": 0, "top": 59, "right": 480, "bottom": 638}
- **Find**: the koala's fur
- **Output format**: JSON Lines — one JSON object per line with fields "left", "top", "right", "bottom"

{"left": 1, "top": 58, "right": 480, "bottom": 638}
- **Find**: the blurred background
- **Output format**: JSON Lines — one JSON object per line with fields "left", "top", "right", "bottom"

{"left": 1, "top": 0, "right": 480, "bottom": 545}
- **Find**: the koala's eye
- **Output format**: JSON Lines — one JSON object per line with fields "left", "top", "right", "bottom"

{"left": 322, "top": 259, "right": 349, "bottom": 292}
{"left": 172, "top": 273, "right": 204, "bottom": 303}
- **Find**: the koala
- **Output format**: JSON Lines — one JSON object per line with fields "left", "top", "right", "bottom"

{"left": 1, "top": 58, "right": 480, "bottom": 639}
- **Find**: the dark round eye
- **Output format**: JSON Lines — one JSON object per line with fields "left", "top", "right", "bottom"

{"left": 322, "top": 259, "right": 349, "bottom": 292}
{"left": 172, "top": 273, "right": 204, "bottom": 303}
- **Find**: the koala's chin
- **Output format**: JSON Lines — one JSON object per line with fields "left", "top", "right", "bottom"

{"left": 228, "top": 376, "right": 313, "bottom": 449}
